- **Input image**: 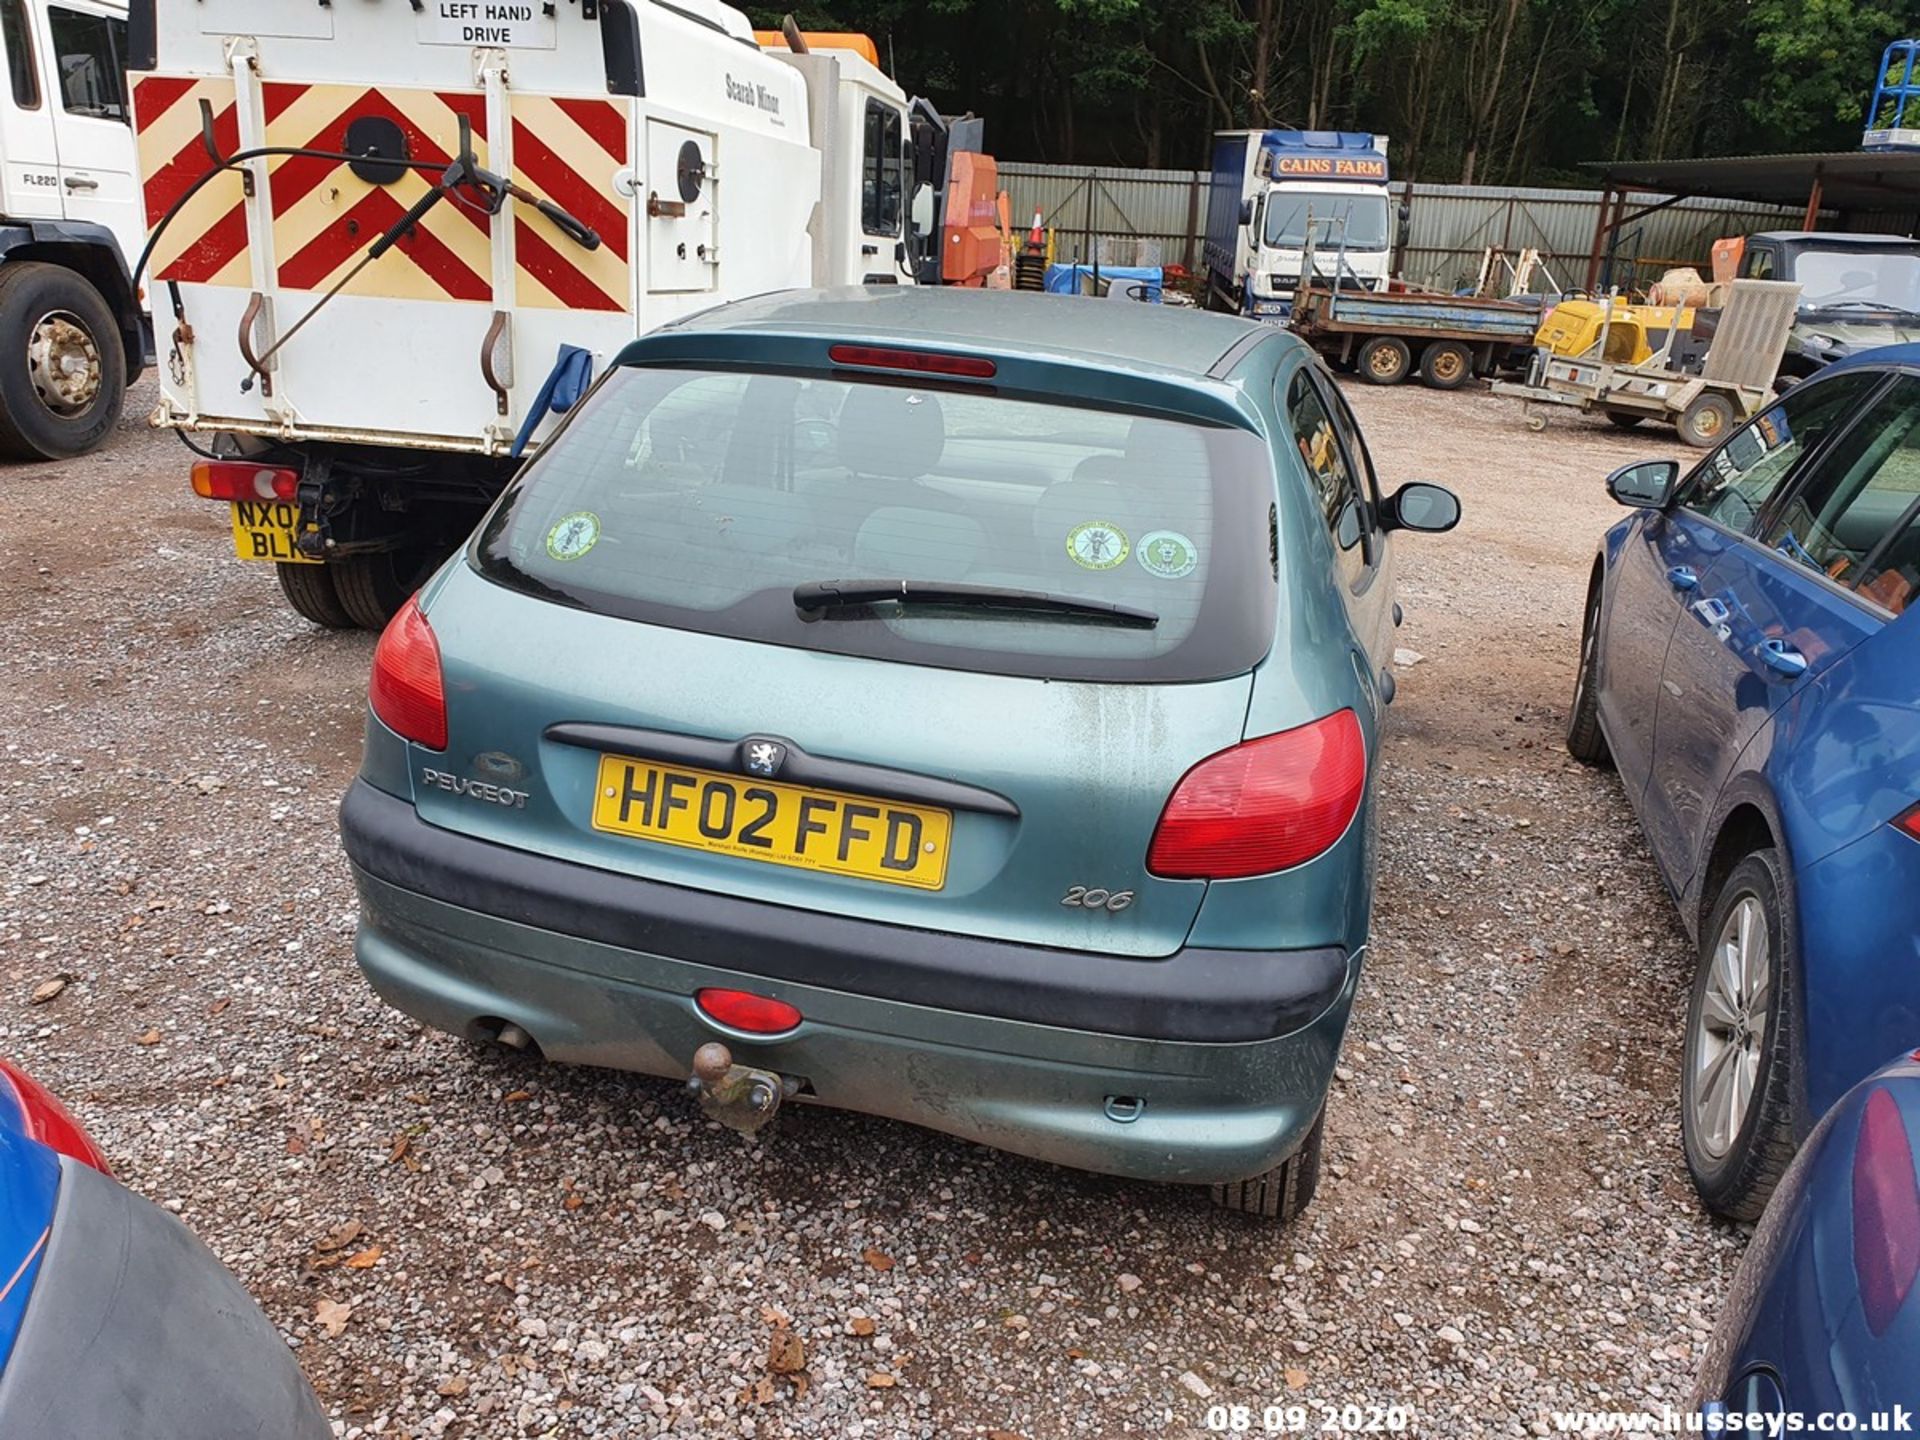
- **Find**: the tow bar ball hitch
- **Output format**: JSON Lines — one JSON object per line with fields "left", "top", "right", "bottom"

{"left": 688, "top": 1043, "right": 799, "bottom": 1136}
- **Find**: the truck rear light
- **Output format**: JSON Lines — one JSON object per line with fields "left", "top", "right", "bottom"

{"left": 0, "top": 1060, "right": 111, "bottom": 1175}
{"left": 1147, "top": 710, "right": 1367, "bottom": 880}
{"left": 696, "top": 989, "right": 803, "bottom": 1036}
{"left": 1853, "top": 1086, "right": 1920, "bottom": 1337}
{"left": 190, "top": 460, "right": 299, "bottom": 503}
{"left": 828, "top": 344, "right": 997, "bottom": 379}
{"left": 1895, "top": 803, "right": 1920, "bottom": 843}
{"left": 369, "top": 598, "right": 447, "bottom": 751}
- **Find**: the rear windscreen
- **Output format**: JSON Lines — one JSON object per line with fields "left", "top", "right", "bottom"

{"left": 473, "top": 367, "right": 1279, "bottom": 682}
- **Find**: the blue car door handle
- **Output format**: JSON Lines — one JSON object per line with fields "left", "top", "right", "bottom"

{"left": 1759, "top": 637, "right": 1810, "bottom": 679}
{"left": 1668, "top": 566, "right": 1699, "bottom": 591}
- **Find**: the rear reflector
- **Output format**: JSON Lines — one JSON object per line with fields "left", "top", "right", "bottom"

{"left": 369, "top": 598, "right": 447, "bottom": 751}
{"left": 828, "top": 344, "right": 997, "bottom": 379}
{"left": 1853, "top": 1086, "right": 1920, "bottom": 1336}
{"left": 696, "top": 989, "right": 803, "bottom": 1035}
{"left": 1896, "top": 803, "right": 1920, "bottom": 843}
{"left": 190, "top": 460, "right": 298, "bottom": 503}
{"left": 1148, "top": 710, "right": 1367, "bottom": 880}
{"left": 0, "top": 1060, "right": 111, "bottom": 1175}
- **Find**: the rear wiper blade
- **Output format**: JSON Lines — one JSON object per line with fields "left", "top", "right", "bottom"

{"left": 793, "top": 579, "right": 1159, "bottom": 629}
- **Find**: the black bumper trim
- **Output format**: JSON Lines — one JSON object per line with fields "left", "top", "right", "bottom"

{"left": 340, "top": 779, "right": 1350, "bottom": 1045}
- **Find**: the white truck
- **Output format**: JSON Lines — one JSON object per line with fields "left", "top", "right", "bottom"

{"left": 131, "top": 0, "right": 924, "bottom": 629}
{"left": 0, "top": 0, "right": 147, "bottom": 459}
{"left": 1203, "top": 128, "right": 1395, "bottom": 321}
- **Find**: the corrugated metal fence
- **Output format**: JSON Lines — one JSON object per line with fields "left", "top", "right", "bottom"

{"left": 996, "top": 162, "right": 1913, "bottom": 291}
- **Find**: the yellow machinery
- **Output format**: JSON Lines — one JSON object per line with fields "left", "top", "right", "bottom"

{"left": 1536, "top": 299, "right": 1696, "bottom": 366}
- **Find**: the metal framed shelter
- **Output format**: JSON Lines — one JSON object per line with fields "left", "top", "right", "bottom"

{"left": 1582, "top": 150, "right": 1920, "bottom": 288}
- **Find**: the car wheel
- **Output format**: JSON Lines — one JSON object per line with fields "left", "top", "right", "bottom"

{"left": 1209, "top": 1107, "right": 1324, "bottom": 1221}
{"left": 333, "top": 548, "right": 435, "bottom": 632}
{"left": 1357, "top": 337, "right": 1411, "bottom": 386}
{"left": 1682, "top": 850, "right": 1799, "bottom": 1221}
{"left": 1419, "top": 341, "right": 1473, "bottom": 390}
{"left": 1567, "top": 577, "right": 1611, "bottom": 766}
{"left": 1677, "top": 393, "right": 1737, "bottom": 449}
{"left": 276, "top": 563, "right": 356, "bottom": 630}
{"left": 1605, "top": 411, "right": 1644, "bottom": 430}
{"left": 0, "top": 262, "right": 127, "bottom": 462}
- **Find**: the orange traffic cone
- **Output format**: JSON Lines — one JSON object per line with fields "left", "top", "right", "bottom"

{"left": 1026, "top": 209, "right": 1045, "bottom": 251}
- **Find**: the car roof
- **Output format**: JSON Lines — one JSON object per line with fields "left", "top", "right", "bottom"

{"left": 663, "top": 287, "right": 1296, "bottom": 382}
{"left": 1819, "top": 342, "right": 1920, "bottom": 376}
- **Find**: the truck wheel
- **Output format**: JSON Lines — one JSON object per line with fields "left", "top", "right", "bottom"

{"left": 1677, "top": 393, "right": 1736, "bottom": 449}
{"left": 1356, "top": 337, "right": 1410, "bottom": 386}
{"left": 1209, "top": 1107, "right": 1324, "bottom": 1222}
{"left": 1419, "top": 341, "right": 1472, "bottom": 390}
{"left": 276, "top": 563, "right": 355, "bottom": 630}
{"left": 0, "top": 262, "right": 127, "bottom": 461}
{"left": 1605, "top": 411, "right": 1644, "bottom": 430}
{"left": 333, "top": 548, "right": 433, "bottom": 632}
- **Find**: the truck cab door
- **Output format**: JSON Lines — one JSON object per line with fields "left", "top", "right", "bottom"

{"left": 855, "top": 95, "right": 906, "bottom": 284}
{"left": 34, "top": 2, "right": 142, "bottom": 272}
{"left": 0, "top": 0, "right": 62, "bottom": 221}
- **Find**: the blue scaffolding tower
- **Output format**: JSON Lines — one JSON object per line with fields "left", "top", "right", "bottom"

{"left": 1865, "top": 39, "right": 1920, "bottom": 149}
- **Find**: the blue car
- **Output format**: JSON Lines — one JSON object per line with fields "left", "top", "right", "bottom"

{"left": 0, "top": 1057, "right": 331, "bottom": 1436}
{"left": 1569, "top": 344, "right": 1920, "bottom": 1220}
{"left": 340, "top": 288, "right": 1460, "bottom": 1221}
{"left": 1695, "top": 1050, "right": 1920, "bottom": 1427}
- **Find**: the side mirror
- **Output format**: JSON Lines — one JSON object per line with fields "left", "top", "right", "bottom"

{"left": 1607, "top": 459, "right": 1681, "bottom": 510}
{"left": 1381, "top": 482, "right": 1461, "bottom": 535}
{"left": 1239, "top": 198, "right": 1255, "bottom": 228}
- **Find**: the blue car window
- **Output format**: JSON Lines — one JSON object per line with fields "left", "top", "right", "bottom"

{"left": 1678, "top": 370, "right": 1882, "bottom": 533}
{"left": 1763, "top": 376, "right": 1920, "bottom": 614}
{"left": 473, "top": 366, "right": 1280, "bottom": 684}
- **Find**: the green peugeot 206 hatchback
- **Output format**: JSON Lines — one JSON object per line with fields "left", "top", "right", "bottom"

{"left": 340, "top": 287, "right": 1459, "bottom": 1221}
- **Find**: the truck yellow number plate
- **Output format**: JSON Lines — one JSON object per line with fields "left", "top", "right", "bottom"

{"left": 591, "top": 755, "right": 952, "bottom": 891}
{"left": 228, "top": 500, "right": 318, "bottom": 565}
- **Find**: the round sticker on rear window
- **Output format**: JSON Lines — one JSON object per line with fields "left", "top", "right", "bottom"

{"left": 1066, "top": 520, "right": 1130, "bottom": 571}
{"left": 1137, "top": 530, "right": 1199, "bottom": 580}
{"left": 546, "top": 512, "right": 601, "bottom": 562}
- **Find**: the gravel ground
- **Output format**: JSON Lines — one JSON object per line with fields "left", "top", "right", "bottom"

{"left": 0, "top": 377, "right": 1747, "bottom": 1439}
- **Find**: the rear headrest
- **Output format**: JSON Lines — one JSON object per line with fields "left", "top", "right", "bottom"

{"left": 854, "top": 508, "right": 987, "bottom": 582}
{"left": 837, "top": 387, "right": 946, "bottom": 480}
{"left": 1124, "top": 418, "right": 1209, "bottom": 479}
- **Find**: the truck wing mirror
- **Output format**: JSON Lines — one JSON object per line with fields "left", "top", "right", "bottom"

{"left": 1240, "top": 198, "right": 1255, "bottom": 228}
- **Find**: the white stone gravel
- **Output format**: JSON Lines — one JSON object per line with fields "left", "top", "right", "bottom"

{"left": 0, "top": 377, "right": 1746, "bottom": 1438}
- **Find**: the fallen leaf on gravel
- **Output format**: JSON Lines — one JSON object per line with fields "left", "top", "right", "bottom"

{"left": 503, "top": 1090, "right": 532, "bottom": 1104}
{"left": 345, "top": 1246, "right": 383, "bottom": 1269}
{"left": 208, "top": 998, "right": 230, "bottom": 1017}
{"left": 849, "top": 1316, "right": 876, "bottom": 1338}
{"left": 738, "top": 1377, "right": 778, "bottom": 1407}
{"left": 562, "top": 1193, "right": 583, "bottom": 1212}
{"left": 767, "top": 1328, "right": 805, "bottom": 1375}
{"left": 315, "top": 1220, "right": 363, "bottom": 1253}
{"left": 136, "top": 1028, "right": 161, "bottom": 1046}
{"left": 862, "top": 1247, "right": 895, "bottom": 1272}
{"left": 1285, "top": 1368, "right": 1309, "bottom": 1390}
{"left": 866, "top": 1372, "right": 897, "bottom": 1389}
{"left": 787, "top": 1372, "right": 810, "bottom": 1400}
{"left": 29, "top": 978, "right": 66, "bottom": 1004}
{"left": 314, "top": 1299, "right": 352, "bottom": 1338}
{"left": 759, "top": 1306, "right": 789, "bottom": 1327}
{"left": 388, "top": 1134, "right": 411, "bottom": 1164}
{"left": 437, "top": 1377, "right": 467, "bottom": 1398}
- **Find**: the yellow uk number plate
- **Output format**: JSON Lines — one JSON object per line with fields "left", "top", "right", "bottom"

{"left": 591, "top": 755, "right": 953, "bottom": 891}
{"left": 228, "top": 499, "right": 319, "bottom": 565}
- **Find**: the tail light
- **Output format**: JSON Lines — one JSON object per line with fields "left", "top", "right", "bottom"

{"left": 1148, "top": 710, "right": 1367, "bottom": 880}
{"left": 1895, "top": 803, "right": 1920, "bottom": 843}
{"left": 828, "top": 344, "right": 997, "bottom": 380}
{"left": 370, "top": 598, "right": 447, "bottom": 751}
{"left": 696, "top": 989, "right": 803, "bottom": 1036}
{"left": 1853, "top": 1086, "right": 1920, "bottom": 1337}
{"left": 0, "top": 1060, "right": 111, "bottom": 1175}
{"left": 190, "top": 460, "right": 299, "bottom": 503}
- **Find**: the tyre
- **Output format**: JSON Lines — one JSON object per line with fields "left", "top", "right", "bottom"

{"left": 1209, "top": 1107, "right": 1324, "bottom": 1221}
{"left": 0, "top": 262, "right": 127, "bottom": 461}
{"left": 1677, "top": 393, "right": 1736, "bottom": 449}
{"left": 1605, "top": 411, "right": 1644, "bottom": 430}
{"left": 1525, "top": 413, "right": 1549, "bottom": 433}
{"left": 1356, "top": 336, "right": 1411, "bottom": 386}
{"left": 332, "top": 548, "right": 435, "bottom": 631}
{"left": 1567, "top": 576, "right": 1611, "bottom": 766}
{"left": 1419, "top": 341, "right": 1472, "bottom": 390}
{"left": 276, "top": 562, "right": 356, "bottom": 630}
{"left": 1681, "top": 849, "right": 1798, "bottom": 1221}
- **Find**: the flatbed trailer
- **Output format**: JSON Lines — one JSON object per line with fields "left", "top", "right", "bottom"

{"left": 1289, "top": 285, "right": 1543, "bottom": 389}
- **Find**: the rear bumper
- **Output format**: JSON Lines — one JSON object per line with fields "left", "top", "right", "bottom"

{"left": 343, "top": 780, "right": 1360, "bottom": 1184}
